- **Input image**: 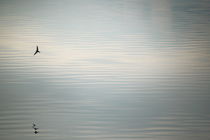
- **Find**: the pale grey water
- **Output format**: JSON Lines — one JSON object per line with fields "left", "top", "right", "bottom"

{"left": 0, "top": 0, "right": 210, "bottom": 140}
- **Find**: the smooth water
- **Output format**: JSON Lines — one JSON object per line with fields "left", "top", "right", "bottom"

{"left": 0, "top": 0, "right": 210, "bottom": 140}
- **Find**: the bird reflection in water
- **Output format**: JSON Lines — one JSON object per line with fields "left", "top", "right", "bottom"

{"left": 32, "top": 123, "right": 39, "bottom": 134}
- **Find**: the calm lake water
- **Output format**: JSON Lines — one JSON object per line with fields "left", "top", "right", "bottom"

{"left": 0, "top": 0, "right": 210, "bottom": 140}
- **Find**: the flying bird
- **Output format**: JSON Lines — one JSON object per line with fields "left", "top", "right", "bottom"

{"left": 34, "top": 46, "right": 40, "bottom": 55}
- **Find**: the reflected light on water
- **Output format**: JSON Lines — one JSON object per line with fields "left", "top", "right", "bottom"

{"left": 1, "top": 0, "right": 210, "bottom": 140}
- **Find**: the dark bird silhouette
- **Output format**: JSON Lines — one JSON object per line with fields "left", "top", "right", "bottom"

{"left": 34, "top": 46, "right": 40, "bottom": 55}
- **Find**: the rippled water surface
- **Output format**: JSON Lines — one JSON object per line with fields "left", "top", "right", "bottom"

{"left": 1, "top": 0, "right": 210, "bottom": 140}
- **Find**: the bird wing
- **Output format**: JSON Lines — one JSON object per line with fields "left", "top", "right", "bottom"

{"left": 34, "top": 51, "right": 37, "bottom": 55}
